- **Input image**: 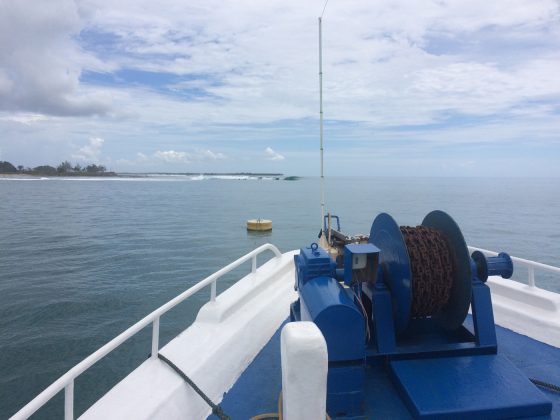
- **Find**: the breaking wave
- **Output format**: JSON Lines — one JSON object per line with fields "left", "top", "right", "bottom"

{"left": 0, "top": 174, "right": 282, "bottom": 182}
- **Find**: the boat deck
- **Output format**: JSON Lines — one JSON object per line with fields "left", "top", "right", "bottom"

{"left": 210, "top": 317, "right": 560, "bottom": 419}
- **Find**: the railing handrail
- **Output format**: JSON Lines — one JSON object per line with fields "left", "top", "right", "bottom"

{"left": 11, "top": 243, "right": 282, "bottom": 420}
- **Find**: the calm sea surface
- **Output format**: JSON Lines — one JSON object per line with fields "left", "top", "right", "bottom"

{"left": 1, "top": 176, "right": 559, "bottom": 418}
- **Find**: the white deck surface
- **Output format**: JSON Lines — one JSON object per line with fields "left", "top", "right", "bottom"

{"left": 80, "top": 250, "right": 298, "bottom": 420}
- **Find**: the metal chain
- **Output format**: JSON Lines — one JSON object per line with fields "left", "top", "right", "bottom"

{"left": 400, "top": 226, "right": 454, "bottom": 317}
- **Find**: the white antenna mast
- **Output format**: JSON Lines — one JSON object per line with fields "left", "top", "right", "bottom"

{"left": 319, "top": 12, "right": 326, "bottom": 231}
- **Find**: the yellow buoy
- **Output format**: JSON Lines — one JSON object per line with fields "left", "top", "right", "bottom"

{"left": 247, "top": 219, "right": 272, "bottom": 231}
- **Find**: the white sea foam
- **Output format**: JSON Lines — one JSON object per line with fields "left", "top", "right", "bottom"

{"left": 0, "top": 176, "right": 47, "bottom": 181}
{"left": 54, "top": 177, "right": 181, "bottom": 182}
{"left": 0, "top": 174, "right": 282, "bottom": 182}
{"left": 211, "top": 175, "right": 252, "bottom": 180}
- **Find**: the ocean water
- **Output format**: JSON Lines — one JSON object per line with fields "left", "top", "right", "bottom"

{"left": 1, "top": 176, "right": 559, "bottom": 418}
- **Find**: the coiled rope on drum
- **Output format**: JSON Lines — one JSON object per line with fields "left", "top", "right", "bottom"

{"left": 400, "top": 226, "right": 454, "bottom": 317}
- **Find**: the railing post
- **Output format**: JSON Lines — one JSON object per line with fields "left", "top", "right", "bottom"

{"left": 64, "top": 380, "right": 74, "bottom": 420}
{"left": 210, "top": 281, "right": 217, "bottom": 302}
{"left": 252, "top": 255, "right": 257, "bottom": 275}
{"left": 528, "top": 266, "right": 536, "bottom": 287}
{"left": 151, "top": 317, "right": 160, "bottom": 360}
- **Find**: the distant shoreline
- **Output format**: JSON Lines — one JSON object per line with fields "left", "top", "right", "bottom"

{"left": 0, "top": 172, "right": 302, "bottom": 181}
{"left": 0, "top": 172, "right": 284, "bottom": 177}
{"left": 0, "top": 161, "right": 289, "bottom": 178}
{"left": 118, "top": 172, "right": 284, "bottom": 177}
{"left": 0, "top": 172, "right": 117, "bottom": 177}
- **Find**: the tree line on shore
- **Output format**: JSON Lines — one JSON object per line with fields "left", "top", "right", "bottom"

{"left": 0, "top": 160, "right": 113, "bottom": 176}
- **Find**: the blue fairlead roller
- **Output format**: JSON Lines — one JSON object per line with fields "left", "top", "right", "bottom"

{"left": 471, "top": 250, "right": 513, "bottom": 282}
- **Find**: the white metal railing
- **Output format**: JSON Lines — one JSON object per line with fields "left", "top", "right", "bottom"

{"left": 11, "top": 243, "right": 282, "bottom": 420}
{"left": 468, "top": 246, "right": 560, "bottom": 288}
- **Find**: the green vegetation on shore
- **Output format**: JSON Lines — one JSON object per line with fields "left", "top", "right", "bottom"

{"left": 1, "top": 161, "right": 300, "bottom": 180}
{"left": 0, "top": 160, "right": 116, "bottom": 176}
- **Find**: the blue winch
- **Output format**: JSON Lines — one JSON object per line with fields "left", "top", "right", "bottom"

{"left": 290, "top": 210, "right": 552, "bottom": 419}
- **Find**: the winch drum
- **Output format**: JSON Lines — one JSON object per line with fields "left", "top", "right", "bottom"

{"left": 369, "top": 210, "right": 472, "bottom": 332}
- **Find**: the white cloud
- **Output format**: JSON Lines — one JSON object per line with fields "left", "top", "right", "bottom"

{"left": 2, "top": 0, "right": 559, "bottom": 126}
{"left": 0, "top": 113, "right": 49, "bottom": 125}
{"left": 73, "top": 137, "right": 104, "bottom": 161}
{"left": 154, "top": 150, "right": 189, "bottom": 163}
{"left": 265, "top": 147, "right": 285, "bottom": 161}
{"left": 152, "top": 149, "right": 225, "bottom": 164}
{"left": 0, "top": 0, "right": 112, "bottom": 116}
{"left": 199, "top": 149, "right": 226, "bottom": 160}
{"left": 54, "top": 0, "right": 558, "bottom": 128}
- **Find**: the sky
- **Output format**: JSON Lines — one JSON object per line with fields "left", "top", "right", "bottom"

{"left": 0, "top": 0, "right": 559, "bottom": 176}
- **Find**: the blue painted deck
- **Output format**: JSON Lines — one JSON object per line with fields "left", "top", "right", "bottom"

{"left": 210, "top": 318, "right": 560, "bottom": 419}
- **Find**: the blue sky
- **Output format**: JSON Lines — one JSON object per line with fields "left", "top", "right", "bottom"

{"left": 0, "top": 0, "right": 559, "bottom": 176}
